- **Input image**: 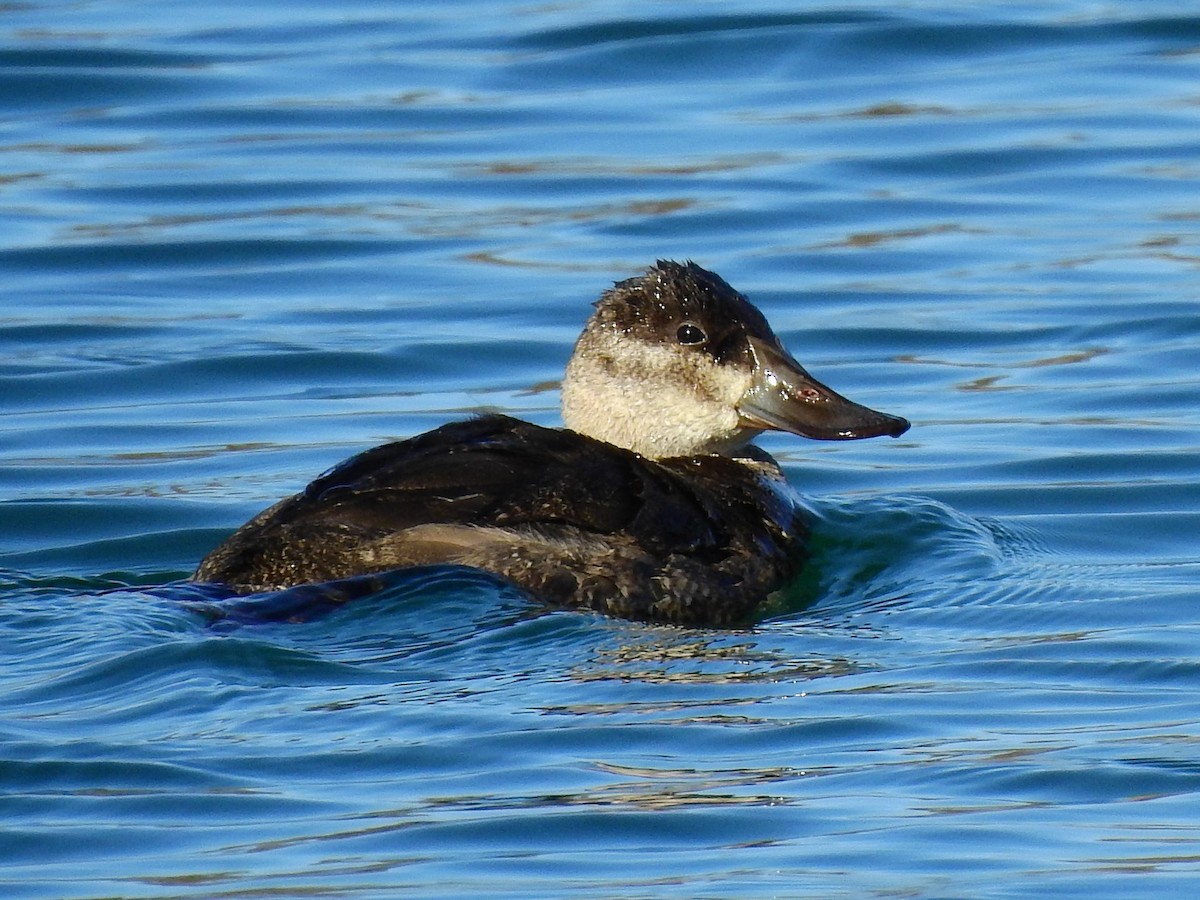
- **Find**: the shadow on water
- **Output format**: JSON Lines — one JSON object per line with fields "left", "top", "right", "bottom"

{"left": 172, "top": 565, "right": 525, "bottom": 629}
{"left": 142, "top": 565, "right": 543, "bottom": 665}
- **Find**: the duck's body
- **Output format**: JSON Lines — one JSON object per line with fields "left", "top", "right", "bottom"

{"left": 194, "top": 261, "right": 909, "bottom": 626}
{"left": 194, "top": 414, "right": 804, "bottom": 625}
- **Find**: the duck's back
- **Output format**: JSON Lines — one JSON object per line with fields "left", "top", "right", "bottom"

{"left": 194, "top": 414, "right": 808, "bottom": 625}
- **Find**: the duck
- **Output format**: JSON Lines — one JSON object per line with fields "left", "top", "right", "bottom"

{"left": 193, "top": 260, "right": 909, "bottom": 626}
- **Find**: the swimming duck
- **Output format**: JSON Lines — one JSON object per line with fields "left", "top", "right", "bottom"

{"left": 193, "top": 261, "right": 909, "bottom": 626}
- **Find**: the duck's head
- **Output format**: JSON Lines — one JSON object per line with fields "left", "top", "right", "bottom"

{"left": 561, "top": 260, "right": 910, "bottom": 459}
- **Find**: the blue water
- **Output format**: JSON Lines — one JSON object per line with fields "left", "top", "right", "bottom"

{"left": 3, "top": 1, "right": 1200, "bottom": 896}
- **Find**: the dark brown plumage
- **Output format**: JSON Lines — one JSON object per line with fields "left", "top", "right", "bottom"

{"left": 194, "top": 414, "right": 808, "bottom": 626}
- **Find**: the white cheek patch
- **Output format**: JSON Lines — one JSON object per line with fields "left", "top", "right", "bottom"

{"left": 561, "top": 332, "right": 756, "bottom": 457}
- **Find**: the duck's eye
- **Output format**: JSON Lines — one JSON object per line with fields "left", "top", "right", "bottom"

{"left": 676, "top": 322, "right": 707, "bottom": 345}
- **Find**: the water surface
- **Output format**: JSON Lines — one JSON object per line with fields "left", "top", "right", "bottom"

{"left": 3, "top": 1, "right": 1200, "bottom": 897}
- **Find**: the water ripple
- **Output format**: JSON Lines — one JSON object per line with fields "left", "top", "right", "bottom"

{"left": 4, "top": 1, "right": 1200, "bottom": 897}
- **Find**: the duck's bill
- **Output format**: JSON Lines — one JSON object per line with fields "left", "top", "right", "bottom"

{"left": 738, "top": 338, "right": 910, "bottom": 441}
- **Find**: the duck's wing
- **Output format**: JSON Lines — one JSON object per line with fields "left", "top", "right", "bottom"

{"left": 301, "top": 415, "right": 719, "bottom": 544}
{"left": 194, "top": 414, "right": 721, "bottom": 591}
